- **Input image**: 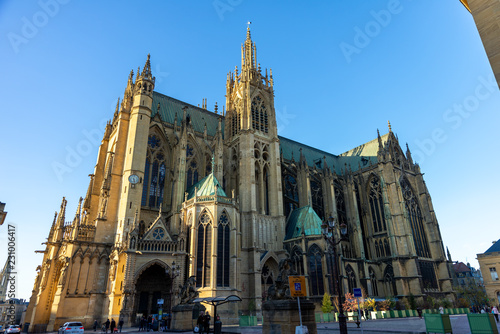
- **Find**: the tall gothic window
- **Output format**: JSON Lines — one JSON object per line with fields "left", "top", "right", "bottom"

{"left": 251, "top": 96, "right": 269, "bottom": 133}
{"left": 308, "top": 244, "right": 324, "bottom": 296}
{"left": 283, "top": 173, "right": 299, "bottom": 218}
{"left": 261, "top": 264, "right": 274, "bottom": 301}
{"left": 346, "top": 265, "right": 356, "bottom": 294}
{"left": 230, "top": 111, "right": 241, "bottom": 137}
{"left": 310, "top": 179, "right": 324, "bottom": 220}
{"left": 369, "top": 176, "right": 386, "bottom": 233}
{"left": 186, "top": 144, "right": 198, "bottom": 189}
{"left": 217, "top": 212, "right": 230, "bottom": 287}
{"left": 334, "top": 180, "right": 348, "bottom": 240}
{"left": 355, "top": 182, "right": 370, "bottom": 259}
{"left": 142, "top": 135, "right": 167, "bottom": 208}
{"left": 400, "top": 179, "right": 431, "bottom": 258}
{"left": 384, "top": 266, "right": 397, "bottom": 297}
{"left": 369, "top": 268, "right": 379, "bottom": 297}
{"left": 291, "top": 247, "right": 304, "bottom": 275}
{"left": 196, "top": 212, "right": 212, "bottom": 287}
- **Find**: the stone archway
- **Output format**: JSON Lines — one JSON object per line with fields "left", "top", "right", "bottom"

{"left": 134, "top": 264, "right": 172, "bottom": 319}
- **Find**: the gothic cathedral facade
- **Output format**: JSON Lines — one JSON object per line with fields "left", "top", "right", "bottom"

{"left": 25, "top": 28, "right": 453, "bottom": 330}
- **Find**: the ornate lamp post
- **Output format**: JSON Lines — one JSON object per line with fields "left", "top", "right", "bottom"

{"left": 321, "top": 216, "right": 348, "bottom": 334}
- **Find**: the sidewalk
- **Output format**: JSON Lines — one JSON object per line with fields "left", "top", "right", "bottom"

{"left": 84, "top": 315, "right": 500, "bottom": 334}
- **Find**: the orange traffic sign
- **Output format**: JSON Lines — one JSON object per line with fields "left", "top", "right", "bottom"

{"left": 289, "top": 275, "right": 307, "bottom": 297}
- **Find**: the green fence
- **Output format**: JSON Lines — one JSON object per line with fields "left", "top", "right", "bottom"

{"left": 467, "top": 313, "right": 498, "bottom": 334}
{"left": 239, "top": 316, "right": 257, "bottom": 326}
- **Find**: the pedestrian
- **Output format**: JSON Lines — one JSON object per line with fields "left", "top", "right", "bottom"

{"left": 439, "top": 306, "right": 444, "bottom": 314}
{"left": 118, "top": 318, "right": 124, "bottom": 332}
{"left": 93, "top": 320, "right": 99, "bottom": 332}
{"left": 196, "top": 311, "right": 204, "bottom": 334}
{"left": 147, "top": 315, "right": 152, "bottom": 331}
{"left": 481, "top": 307, "right": 486, "bottom": 314}
{"left": 492, "top": 306, "right": 499, "bottom": 322}
{"left": 105, "top": 319, "right": 110, "bottom": 334}
{"left": 417, "top": 307, "right": 422, "bottom": 319}
{"left": 110, "top": 319, "right": 116, "bottom": 333}
{"left": 203, "top": 311, "right": 211, "bottom": 334}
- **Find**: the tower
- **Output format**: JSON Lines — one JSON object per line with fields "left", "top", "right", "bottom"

{"left": 224, "top": 26, "right": 285, "bottom": 310}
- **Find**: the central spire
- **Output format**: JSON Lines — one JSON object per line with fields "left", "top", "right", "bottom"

{"left": 242, "top": 24, "right": 256, "bottom": 69}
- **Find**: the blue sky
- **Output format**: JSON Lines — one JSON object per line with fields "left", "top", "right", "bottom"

{"left": 0, "top": 1, "right": 498, "bottom": 299}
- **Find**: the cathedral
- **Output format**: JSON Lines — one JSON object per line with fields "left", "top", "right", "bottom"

{"left": 25, "top": 28, "right": 453, "bottom": 331}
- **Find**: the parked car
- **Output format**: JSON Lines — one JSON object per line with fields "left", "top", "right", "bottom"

{"left": 6, "top": 325, "right": 20, "bottom": 334}
{"left": 58, "top": 322, "right": 84, "bottom": 334}
{"left": 0, "top": 325, "right": 4, "bottom": 334}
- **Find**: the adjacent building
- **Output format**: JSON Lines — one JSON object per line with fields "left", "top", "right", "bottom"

{"left": 477, "top": 240, "right": 500, "bottom": 306}
{"left": 25, "top": 28, "right": 454, "bottom": 331}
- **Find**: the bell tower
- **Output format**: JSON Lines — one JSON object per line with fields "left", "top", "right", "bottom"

{"left": 224, "top": 26, "right": 285, "bottom": 313}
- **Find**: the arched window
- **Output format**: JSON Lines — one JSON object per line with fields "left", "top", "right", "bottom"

{"left": 383, "top": 266, "right": 397, "bottom": 297}
{"left": 251, "top": 96, "right": 268, "bottom": 133}
{"left": 346, "top": 265, "right": 356, "bottom": 294}
{"left": 291, "top": 247, "right": 304, "bottom": 275}
{"left": 369, "top": 176, "right": 386, "bottom": 233}
{"left": 369, "top": 268, "right": 379, "bottom": 297}
{"left": 355, "top": 182, "right": 370, "bottom": 260}
{"left": 384, "top": 239, "right": 391, "bottom": 257}
{"left": 196, "top": 212, "right": 212, "bottom": 287}
{"left": 375, "top": 241, "right": 380, "bottom": 258}
{"left": 308, "top": 245, "right": 324, "bottom": 296}
{"left": 217, "top": 212, "right": 230, "bottom": 287}
{"left": 310, "top": 179, "right": 324, "bottom": 220}
{"left": 186, "top": 144, "right": 198, "bottom": 189}
{"left": 261, "top": 264, "right": 274, "bottom": 301}
{"left": 334, "top": 180, "right": 348, "bottom": 240}
{"left": 400, "top": 179, "right": 431, "bottom": 258}
{"left": 142, "top": 135, "right": 167, "bottom": 207}
{"left": 283, "top": 173, "right": 299, "bottom": 218}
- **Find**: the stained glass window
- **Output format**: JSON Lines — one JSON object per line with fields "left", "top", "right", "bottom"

{"left": 310, "top": 179, "right": 324, "bottom": 220}
{"left": 251, "top": 96, "right": 268, "bottom": 133}
{"left": 283, "top": 174, "right": 299, "bottom": 218}
{"left": 196, "top": 212, "right": 212, "bottom": 287}
{"left": 401, "top": 179, "right": 431, "bottom": 258}
{"left": 141, "top": 135, "right": 167, "bottom": 208}
{"left": 308, "top": 245, "right": 324, "bottom": 296}
{"left": 369, "top": 176, "right": 386, "bottom": 233}
{"left": 217, "top": 212, "right": 230, "bottom": 287}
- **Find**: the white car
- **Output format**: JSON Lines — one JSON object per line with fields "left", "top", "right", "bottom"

{"left": 58, "top": 322, "right": 84, "bottom": 334}
{"left": 6, "top": 326, "right": 20, "bottom": 334}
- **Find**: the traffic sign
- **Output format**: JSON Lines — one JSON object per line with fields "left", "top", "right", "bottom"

{"left": 353, "top": 288, "right": 362, "bottom": 298}
{"left": 289, "top": 276, "right": 307, "bottom": 297}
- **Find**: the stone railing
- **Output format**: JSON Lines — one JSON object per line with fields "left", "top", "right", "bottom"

{"left": 137, "top": 239, "right": 179, "bottom": 253}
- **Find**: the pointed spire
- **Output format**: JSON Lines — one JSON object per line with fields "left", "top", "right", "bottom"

{"left": 388, "top": 120, "right": 392, "bottom": 133}
{"left": 136, "top": 66, "right": 140, "bottom": 81}
{"left": 211, "top": 153, "right": 215, "bottom": 174}
{"left": 377, "top": 129, "right": 383, "bottom": 150}
{"left": 446, "top": 246, "right": 452, "bottom": 262}
{"left": 83, "top": 174, "right": 94, "bottom": 210}
{"left": 57, "top": 197, "right": 67, "bottom": 228}
{"left": 406, "top": 143, "right": 413, "bottom": 165}
{"left": 73, "top": 197, "right": 82, "bottom": 226}
{"left": 115, "top": 98, "right": 120, "bottom": 113}
{"left": 246, "top": 21, "right": 252, "bottom": 40}
{"left": 141, "top": 53, "right": 151, "bottom": 77}
{"left": 214, "top": 102, "right": 218, "bottom": 114}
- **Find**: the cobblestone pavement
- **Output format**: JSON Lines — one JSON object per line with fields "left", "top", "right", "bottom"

{"left": 88, "top": 315, "right": 500, "bottom": 334}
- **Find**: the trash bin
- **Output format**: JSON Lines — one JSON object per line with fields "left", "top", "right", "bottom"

{"left": 214, "top": 319, "right": 222, "bottom": 334}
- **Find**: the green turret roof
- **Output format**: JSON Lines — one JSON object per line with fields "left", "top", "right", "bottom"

{"left": 186, "top": 173, "right": 227, "bottom": 200}
{"left": 285, "top": 206, "right": 323, "bottom": 241}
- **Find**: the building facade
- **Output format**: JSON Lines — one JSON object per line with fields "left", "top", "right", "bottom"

{"left": 477, "top": 240, "right": 500, "bottom": 306}
{"left": 25, "top": 28, "right": 454, "bottom": 331}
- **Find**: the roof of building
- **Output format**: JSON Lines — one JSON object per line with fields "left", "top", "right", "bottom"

{"left": 453, "top": 262, "right": 471, "bottom": 273}
{"left": 152, "top": 91, "right": 391, "bottom": 174}
{"left": 285, "top": 205, "right": 323, "bottom": 241}
{"left": 152, "top": 92, "right": 224, "bottom": 137}
{"left": 186, "top": 172, "right": 227, "bottom": 200}
{"left": 484, "top": 239, "right": 500, "bottom": 254}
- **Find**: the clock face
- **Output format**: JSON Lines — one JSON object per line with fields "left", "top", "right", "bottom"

{"left": 152, "top": 228, "right": 165, "bottom": 240}
{"left": 128, "top": 174, "right": 140, "bottom": 184}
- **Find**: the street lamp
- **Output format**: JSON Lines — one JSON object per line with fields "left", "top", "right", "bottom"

{"left": 321, "top": 216, "right": 348, "bottom": 334}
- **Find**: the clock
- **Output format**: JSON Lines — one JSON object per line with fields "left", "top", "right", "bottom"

{"left": 128, "top": 174, "right": 140, "bottom": 184}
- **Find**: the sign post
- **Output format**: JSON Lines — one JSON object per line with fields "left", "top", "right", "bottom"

{"left": 289, "top": 276, "right": 308, "bottom": 334}
{"left": 353, "top": 288, "right": 363, "bottom": 334}
{"left": 157, "top": 298, "right": 164, "bottom": 332}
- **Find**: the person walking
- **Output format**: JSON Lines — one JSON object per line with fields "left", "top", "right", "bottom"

{"left": 196, "top": 311, "right": 204, "bottom": 333}
{"left": 493, "top": 306, "right": 499, "bottom": 322}
{"left": 93, "top": 320, "right": 99, "bottom": 332}
{"left": 118, "top": 319, "right": 124, "bottom": 332}
{"left": 439, "top": 306, "right": 444, "bottom": 314}
{"left": 105, "top": 319, "right": 110, "bottom": 334}
{"left": 203, "top": 312, "right": 211, "bottom": 334}
{"left": 110, "top": 319, "right": 116, "bottom": 333}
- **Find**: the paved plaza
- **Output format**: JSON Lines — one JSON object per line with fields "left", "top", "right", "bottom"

{"left": 84, "top": 314, "right": 500, "bottom": 334}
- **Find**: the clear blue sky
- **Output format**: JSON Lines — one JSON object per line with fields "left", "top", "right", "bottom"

{"left": 1, "top": 1, "right": 498, "bottom": 300}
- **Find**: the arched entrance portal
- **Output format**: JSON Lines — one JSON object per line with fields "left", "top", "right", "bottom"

{"left": 134, "top": 264, "right": 172, "bottom": 317}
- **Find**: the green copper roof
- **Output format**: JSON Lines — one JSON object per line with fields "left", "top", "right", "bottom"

{"left": 186, "top": 173, "right": 227, "bottom": 200}
{"left": 278, "top": 136, "right": 380, "bottom": 174}
{"left": 285, "top": 205, "right": 323, "bottom": 241}
{"left": 152, "top": 92, "right": 224, "bottom": 137}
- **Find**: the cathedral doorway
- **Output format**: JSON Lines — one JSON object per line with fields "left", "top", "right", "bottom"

{"left": 134, "top": 263, "right": 172, "bottom": 317}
